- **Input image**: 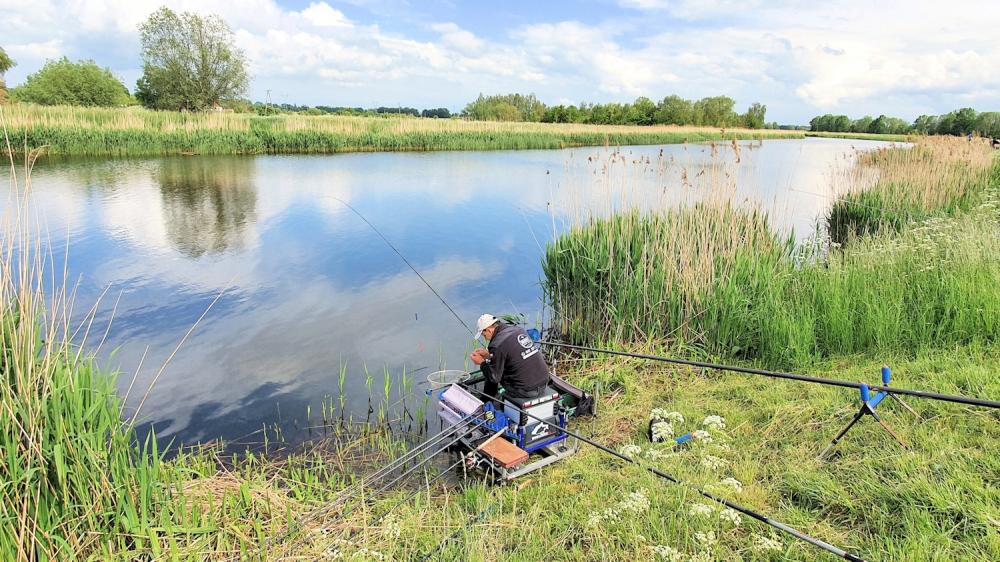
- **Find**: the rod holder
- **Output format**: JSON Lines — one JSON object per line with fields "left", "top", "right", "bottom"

{"left": 820, "top": 364, "right": 913, "bottom": 459}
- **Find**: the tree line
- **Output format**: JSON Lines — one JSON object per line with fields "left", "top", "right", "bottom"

{"left": 251, "top": 103, "right": 452, "bottom": 118}
{"left": 462, "top": 93, "right": 771, "bottom": 128}
{"left": 810, "top": 108, "right": 1000, "bottom": 137}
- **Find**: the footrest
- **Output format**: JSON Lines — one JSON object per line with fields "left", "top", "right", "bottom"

{"left": 480, "top": 438, "right": 528, "bottom": 468}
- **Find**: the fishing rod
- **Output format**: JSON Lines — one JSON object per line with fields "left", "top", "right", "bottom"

{"left": 463, "top": 386, "right": 866, "bottom": 562}
{"left": 333, "top": 196, "right": 477, "bottom": 338}
{"left": 274, "top": 422, "right": 481, "bottom": 555}
{"left": 359, "top": 456, "right": 466, "bottom": 532}
{"left": 541, "top": 341, "right": 1000, "bottom": 410}
{"left": 251, "top": 416, "right": 482, "bottom": 560}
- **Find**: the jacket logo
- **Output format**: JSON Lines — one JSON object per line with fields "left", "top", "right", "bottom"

{"left": 517, "top": 334, "right": 533, "bottom": 348}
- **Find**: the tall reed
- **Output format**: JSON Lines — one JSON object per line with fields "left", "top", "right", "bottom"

{"left": 828, "top": 136, "right": 996, "bottom": 243}
{"left": 2, "top": 103, "right": 802, "bottom": 157}
{"left": 543, "top": 204, "right": 791, "bottom": 354}
{"left": 0, "top": 141, "right": 166, "bottom": 558}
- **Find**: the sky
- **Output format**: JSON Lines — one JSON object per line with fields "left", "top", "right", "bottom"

{"left": 2, "top": 0, "right": 999, "bottom": 124}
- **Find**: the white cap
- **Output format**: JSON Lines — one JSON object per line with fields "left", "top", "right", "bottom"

{"left": 474, "top": 313, "right": 499, "bottom": 340}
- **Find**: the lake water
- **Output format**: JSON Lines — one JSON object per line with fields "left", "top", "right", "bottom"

{"left": 3, "top": 138, "right": 892, "bottom": 445}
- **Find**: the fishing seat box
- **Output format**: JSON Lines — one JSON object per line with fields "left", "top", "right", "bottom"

{"left": 503, "top": 387, "right": 561, "bottom": 448}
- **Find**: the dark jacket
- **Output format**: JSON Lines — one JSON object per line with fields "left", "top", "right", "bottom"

{"left": 482, "top": 323, "right": 550, "bottom": 398}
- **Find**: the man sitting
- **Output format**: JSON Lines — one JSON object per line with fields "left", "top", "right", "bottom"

{"left": 469, "top": 314, "right": 550, "bottom": 402}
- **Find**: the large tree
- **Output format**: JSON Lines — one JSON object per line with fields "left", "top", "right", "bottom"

{"left": 136, "top": 7, "right": 249, "bottom": 111}
{"left": 11, "top": 58, "right": 130, "bottom": 106}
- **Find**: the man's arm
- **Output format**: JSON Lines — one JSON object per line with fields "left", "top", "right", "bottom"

{"left": 483, "top": 347, "right": 507, "bottom": 389}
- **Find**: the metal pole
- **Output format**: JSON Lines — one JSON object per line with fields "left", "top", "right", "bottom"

{"left": 541, "top": 341, "right": 1000, "bottom": 410}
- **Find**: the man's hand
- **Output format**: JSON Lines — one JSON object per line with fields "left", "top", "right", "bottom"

{"left": 470, "top": 348, "right": 490, "bottom": 366}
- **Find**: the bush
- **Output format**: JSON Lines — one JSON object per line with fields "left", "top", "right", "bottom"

{"left": 11, "top": 58, "right": 131, "bottom": 106}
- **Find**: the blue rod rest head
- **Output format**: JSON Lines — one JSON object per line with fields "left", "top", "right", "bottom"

{"left": 881, "top": 365, "right": 891, "bottom": 385}
{"left": 860, "top": 383, "right": 871, "bottom": 403}
{"left": 527, "top": 328, "right": 541, "bottom": 342}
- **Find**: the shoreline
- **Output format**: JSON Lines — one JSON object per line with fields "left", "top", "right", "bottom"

{"left": 3, "top": 104, "right": 803, "bottom": 157}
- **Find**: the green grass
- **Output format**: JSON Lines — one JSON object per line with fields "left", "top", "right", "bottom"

{"left": 1, "top": 104, "right": 802, "bottom": 157}
{"left": 113, "top": 345, "right": 995, "bottom": 561}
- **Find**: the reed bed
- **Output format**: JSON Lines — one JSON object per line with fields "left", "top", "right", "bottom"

{"left": 1, "top": 104, "right": 802, "bottom": 157}
{"left": 543, "top": 204, "right": 792, "bottom": 354}
{"left": 828, "top": 136, "right": 997, "bottom": 243}
{"left": 0, "top": 146, "right": 165, "bottom": 558}
{"left": 543, "top": 137, "right": 1000, "bottom": 366}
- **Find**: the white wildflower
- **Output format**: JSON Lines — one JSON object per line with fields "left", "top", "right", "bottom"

{"left": 720, "top": 477, "right": 743, "bottom": 492}
{"left": 651, "top": 421, "right": 674, "bottom": 442}
{"left": 694, "top": 530, "right": 718, "bottom": 545}
{"left": 700, "top": 455, "right": 727, "bottom": 471}
{"left": 382, "top": 515, "right": 401, "bottom": 540}
{"left": 651, "top": 544, "right": 685, "bottom": 561}
{"left": 619, "top": 443, "right": 643, "bottom": 457}
{"left": 702, "top": 415, "right": 727, "bottom": 431}
{"left": 586, "top": 512, "right": 604, "bottom": 527}
{"left": 621, "top": 490, "right": 651, "bottom": 513}
{"left": 586, "top": 490, "right": 650, "bottom": 528}
{"left": 688, "top": 553, "right": 713, "bottom": 562}
{"left": 719, "top": 507, "right": 742, "bottom": 526}
{"left": 644, "top": 448, "right": 670, "bottom": 460}
{"left": 691, "top": 430, "right": 713, "bottom": 443}
{"left": 688, "top": 503, "right": 715, "bottom": 517}
{"left": 651, "top": 409, "right": 685, "bottom": 424}
{"left": 754, "top": 534, "right": 784, "bottom": 552}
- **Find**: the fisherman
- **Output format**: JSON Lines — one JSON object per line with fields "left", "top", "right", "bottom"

{"left": 469, "top": 314, "right": 550, "bottom": 402}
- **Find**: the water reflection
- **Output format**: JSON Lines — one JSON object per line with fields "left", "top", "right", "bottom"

{"left": 4, "top": 138, "right": 894, "bottom": 445}
{"left": 156, "top": 157, "right": 258, "bottom": 257}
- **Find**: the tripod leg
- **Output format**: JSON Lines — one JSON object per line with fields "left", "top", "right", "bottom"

{"left": 888, "top": 393, "right": 920, "bottom": 418}
{"left": 870, "top": 411, "right": 909, "bottom": 450}
{"left": 818, "top": 409, "right": 866, "bottom": 459}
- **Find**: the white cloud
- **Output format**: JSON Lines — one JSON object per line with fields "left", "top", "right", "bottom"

{"left": 1, "top": 1, "right": 998, "bottom": 121}
{"left": 299, "top": 2, "right": 353, "bottom": 28}
{"left": 619, "top": 0, "right": 767, "bottom": 19}
{"left": 6, "top": 40, "right": 64, "bottom": 62}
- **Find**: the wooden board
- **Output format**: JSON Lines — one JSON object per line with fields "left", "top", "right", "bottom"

{"left": 479, "top": 438, "right": 529, "bottom": 469}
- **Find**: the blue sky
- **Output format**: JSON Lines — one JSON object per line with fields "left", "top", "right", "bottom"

{"left": 3, "top": 0, "right": 999, "bottom": 124}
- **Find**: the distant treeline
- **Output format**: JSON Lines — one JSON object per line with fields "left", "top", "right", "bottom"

{"left": 810, "top": 108, "right": 1000, "bottom": 137}
{"left": 461, "top": 93, "right": 772, "bottom": 129}
{"left": 251, "top": 102, "right": 452, "bottom": 118}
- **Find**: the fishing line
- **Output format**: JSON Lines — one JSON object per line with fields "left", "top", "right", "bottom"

{"left": 541, "top": 341, "right": 1000, "bottom": 410}
{"left": 464, "top": 387, "right": 866, "bottom": 562}
{"left": 332, "top": 196, "right": 477, "bottom": 338}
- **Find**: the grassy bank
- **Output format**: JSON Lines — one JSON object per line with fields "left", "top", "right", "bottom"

{"left": 0, "top": 104, "right": 802, "bottom": 157}
{"left": 544, "top": 137, "right": 999, "bottom": 366}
